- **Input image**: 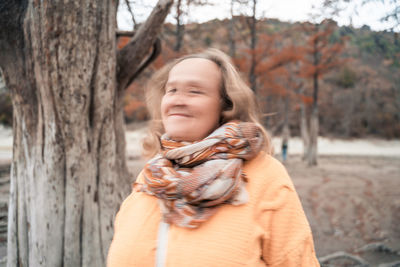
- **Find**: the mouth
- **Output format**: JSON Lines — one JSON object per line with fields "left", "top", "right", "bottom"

{"left": 168, "top": 113, "right": 191, "bottom": 117}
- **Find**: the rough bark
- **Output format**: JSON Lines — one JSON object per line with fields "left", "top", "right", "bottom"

{"left": 0, "top": 0, "right": 172, "bottom": 266}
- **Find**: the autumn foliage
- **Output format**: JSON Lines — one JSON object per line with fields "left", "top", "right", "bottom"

{"left": 120, "top": 18, "right": 400, "bottom": 138}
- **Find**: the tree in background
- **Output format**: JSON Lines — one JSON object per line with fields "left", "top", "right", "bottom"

{"left": 120, "top": 0, "right": 212, "bottom": 53}
{"left": 118, "top": 3, "right": 399, "bottom": 138}
{"left": 255, "top": 32, "right": 303, "bottom": 157}
{"left": 376, "top": 0, "right": 400, "bottom": 31}
{"left": 299, "top": 20, "right": 347, "bottom": 165}
{"left": 123, "top": 0, "right": 139, "bottom": 30}
{"left": 174, "top": 0, "right": 185, "bottom": 51}
{"left": 234, "top": 28, "right": 301, "bottom": 130}
{"left": 0, "top": 0, "right": 172, "bottom": 266}
{"left": 247, "top": 0, "right": 258, "bottom": 92}
{"left": 227, "top": 0, "right": 249, "bottom": 57}
{"left": 228, "top": 0, "right": 237, "bottom": 57}
{"left": 322, "top": 0, "right": 400, "bottom": 32}
{"left": 280, "top": 63, "right": 305, "bottom": 161}
{"left": 227, "top": 0, "right": 259, "bottom": 91}
{"left": 171, "top": 0, "right": 210, "bottom": 52}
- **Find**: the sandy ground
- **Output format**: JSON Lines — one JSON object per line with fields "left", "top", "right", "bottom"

{"left": 0, "top": 125, "right": 400, "bottom": 266}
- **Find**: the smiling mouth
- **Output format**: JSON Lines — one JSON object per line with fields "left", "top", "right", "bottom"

{"left": 168, "top": 113, "right": 191, "bottom": 117}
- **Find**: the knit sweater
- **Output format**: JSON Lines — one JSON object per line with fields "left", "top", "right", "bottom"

{"left": 107, "top": 152, "right": 320, "bottom": 266}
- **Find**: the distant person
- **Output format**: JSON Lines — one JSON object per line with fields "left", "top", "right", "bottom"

{"left": 282, "top": 140, "right": 288, "bottom": 162}
{"left": 107, "top": 49, "right": 319, "bottom": 266}
{"left": 281, "top": 126, "right": 290, "bottom": 162}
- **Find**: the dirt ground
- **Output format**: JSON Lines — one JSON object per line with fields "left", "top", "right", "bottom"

{"left": 284, "top": 155, "right": 400, "bottom": 266}
{"left": 1, "top": 149, "right": 399, "bottom": 266}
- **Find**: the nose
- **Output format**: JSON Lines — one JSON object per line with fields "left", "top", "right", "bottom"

{"left": 169, "top": 91, "right": 187, "bottom": 106}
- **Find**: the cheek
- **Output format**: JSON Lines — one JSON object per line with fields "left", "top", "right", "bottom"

{"left": 160, "top": 96, "right": 168, "bottom": 118}
{"left": 210, "top": 99, "right": 223, "bottom": 120}
{"left": 160, "top": 96, "right": 172, "bottom": 130}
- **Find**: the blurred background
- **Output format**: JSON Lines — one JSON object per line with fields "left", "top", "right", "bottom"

{"left": 0, "top": 0, "right": 399, "bottom": 266}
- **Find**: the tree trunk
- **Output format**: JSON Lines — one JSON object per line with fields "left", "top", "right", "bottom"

{"left": 283, "top": 93, "right": 290, "bottom": 133}
{"left": 306, "top": 59, "right": 319, "bottom": 166}
{"left": 343, "top": 89, "right": 355, "bottom": 137}
{"left": 300, "top": 102, "right": 309, "bottom": 161}
{"left": 248, "top": 0, "right": 257, "bottom": 92}
{"left": 298, "top": 86, "right": 310, "bottom": 161}
{"left": 174, "top": 0, "right": 184, "bottom": 52}
{"left": 228, "top": 0, "right": 236, "bottom": 57}
{"left": 395, "top": 78, "right": 400, "bottom": 124}
{"left": 307, "top": 73, "right": 319, "bottom": 166}
{"left": 2, "top": 2, "right": 126, "bottom": 266}
{"left": 0, "top": 0, "right": 172, "bottom": 266}
{"left": 307, "top": 106, "right": 318, "bottom": 166}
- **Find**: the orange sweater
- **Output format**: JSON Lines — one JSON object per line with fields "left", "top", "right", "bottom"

{"left": 107, "top": 153, "right": 320, "bottom": 266}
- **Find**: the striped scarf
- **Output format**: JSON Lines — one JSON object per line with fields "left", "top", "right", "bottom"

{"left": 139, "top": 121, "right": 264, "bottom": 228}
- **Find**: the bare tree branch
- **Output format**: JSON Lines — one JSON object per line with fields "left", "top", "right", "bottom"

{"left": 124, "top": 0, "right": 137, "bottom": 29}
{"left": 318, "top": 251, "right": 369, "bottom": 266}
{"left": 117, "top": 0, "right": 173, "bottom": 91}
{"left": 116, "top": 30, "right": 135, "bottom": 37}
{"left": 125, "top": 38, "right": 161, "bottom": 87}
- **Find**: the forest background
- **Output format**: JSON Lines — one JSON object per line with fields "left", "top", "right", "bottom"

{"left": 120, "top": 16, "right": 400, "bottom": 140}
{"left": 1, "top": 2, "right": 400, "bottom": 138}
{"left": 1, "top": 1, "right": 400, "bottom": 139}
{"left": 0, "top": 0, "right": 399, "bottom": 266}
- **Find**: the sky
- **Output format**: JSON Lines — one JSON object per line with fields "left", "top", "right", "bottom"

{"left": 117, "top": 0, "right": 398, "bottom": 32}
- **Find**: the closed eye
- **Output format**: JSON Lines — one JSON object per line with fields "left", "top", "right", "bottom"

{"left": 166, "top": 88, "right": 177, "bottom": 94}
{"left": 189, "top": 88, "right": 203, "bottom": 94}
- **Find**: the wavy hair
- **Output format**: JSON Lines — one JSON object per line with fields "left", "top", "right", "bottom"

{"left": 142, "top": 48, "right": 272, "bottom": 158}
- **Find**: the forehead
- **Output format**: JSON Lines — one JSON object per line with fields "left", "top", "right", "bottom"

{"left": 167, "top": 58, "right": 222, "bottom": 87}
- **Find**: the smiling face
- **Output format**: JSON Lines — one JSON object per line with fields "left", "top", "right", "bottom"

{"left": 161, "top": 58, "right": 223, "bottom": 142}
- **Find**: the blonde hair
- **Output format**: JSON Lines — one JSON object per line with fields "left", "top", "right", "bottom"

{"left": 143, "top": 48, "right": 272, "bottom": 158}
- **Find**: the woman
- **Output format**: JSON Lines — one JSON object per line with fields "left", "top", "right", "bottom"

{"left": 107, "top": 49, "right": 319, "bottom": 266}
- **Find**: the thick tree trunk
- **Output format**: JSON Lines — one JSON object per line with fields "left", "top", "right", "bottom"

{"left": 0, "top": 0, "right": 172, "bottom": 266}
{"left": 2, "top": 1, "right": 125, "bottom": 266}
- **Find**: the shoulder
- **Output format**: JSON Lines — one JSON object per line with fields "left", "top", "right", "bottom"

{"left": 243, "top": 152, "right": 297, "bottom": 207}
{"left": 244, "top": 152, "right": 294, "bottom": 190}
{"left": 118, "top": 170, "right": 145, "bottom": 213}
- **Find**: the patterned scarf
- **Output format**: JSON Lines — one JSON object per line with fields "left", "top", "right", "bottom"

{"left": 139, "top": 121, "right": 264, "bottom": 228}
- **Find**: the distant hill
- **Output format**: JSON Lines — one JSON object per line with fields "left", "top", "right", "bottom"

{"left": 125, "top": 17, "right": 400, "bottom": 139}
